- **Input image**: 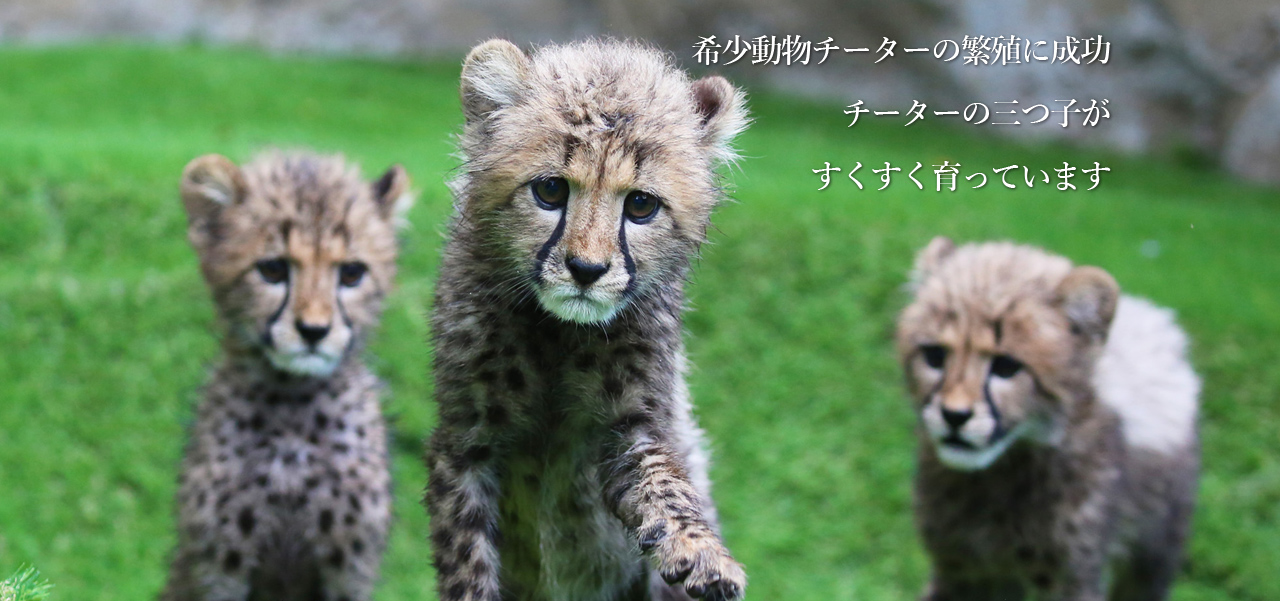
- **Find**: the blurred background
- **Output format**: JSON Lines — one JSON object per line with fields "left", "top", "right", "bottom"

{"left": 0, "top": 0, "right": 1277, "bottom": 600}
{"left": 3, "top": 0, "right": 1280, "bottom": 179}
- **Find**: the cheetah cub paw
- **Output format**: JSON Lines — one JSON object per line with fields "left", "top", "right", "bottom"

{"left": 646, "top": 521, "right": 747, "bottom": 600}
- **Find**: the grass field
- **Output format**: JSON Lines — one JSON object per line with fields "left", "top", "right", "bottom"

{"left": 0, "top": 44, "right": 1277, "bottom": 601}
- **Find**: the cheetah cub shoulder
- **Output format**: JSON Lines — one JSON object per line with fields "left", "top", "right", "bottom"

{"left": 161, "top": 152, "right": 410, "bottom": 601}
{"left": 898, "top": 237, "right": 1200, "bottom": 601}
{"left": 427, "top": 39, "right": 749, "bottom": 601}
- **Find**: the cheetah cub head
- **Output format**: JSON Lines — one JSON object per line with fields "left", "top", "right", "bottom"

{"left": 454, "top": 39, "right": 748, "bottom": 324}
{"left": 181, "top": 152, "right": 411, "bottom": 377}
{"left": 897, "top": 237, "right": 1120, "bottom": 471}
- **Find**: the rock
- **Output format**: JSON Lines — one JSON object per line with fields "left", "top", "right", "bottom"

{"left": 1224, "top": 65, "right": 1280, "bottom": 184}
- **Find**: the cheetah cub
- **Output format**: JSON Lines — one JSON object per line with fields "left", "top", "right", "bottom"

{"left": 161, "top": 152, "right": 410, "bottom": 601}
{"left": 897, "top": 238, "right": 1200, "bottom": 601}
{"left": 425, "top": 39, "right": 749, "bottom": 601}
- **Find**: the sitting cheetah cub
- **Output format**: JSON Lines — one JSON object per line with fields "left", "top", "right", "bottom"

{"left": 425, "top": 39, "right": 749, "bottom": 601}
{"left": 161, "top": 152, "right": 410, "bottom": 601}
{"left": 897, "top": 238, "right": 1200, "bottom": 601}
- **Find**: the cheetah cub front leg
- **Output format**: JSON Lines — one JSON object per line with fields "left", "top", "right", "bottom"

{"left": 607, "top": 431, "right": 747, "bottom": 600}
{"left": 427, "top": 39, "right": 750, "bottom": 601}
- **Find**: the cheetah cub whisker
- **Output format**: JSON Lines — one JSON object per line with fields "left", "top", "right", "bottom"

{"left": 898, "top": 237, "right": 1200, "bottom": 601}
{"left": 426, "top": 39, "right": 749, "bottom": 601}
{"left": 161, "top": 152, "right": 410, "bottom": 601}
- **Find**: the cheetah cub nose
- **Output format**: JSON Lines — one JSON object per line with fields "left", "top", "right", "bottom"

{"left": 941, "top": 407, "right": 973, "bottom": 429}
{"left": 295, "top": 320, "right": 330, "bottom": 345}
{"left": 566, "top": 256, "right": 609, "bottom": 286}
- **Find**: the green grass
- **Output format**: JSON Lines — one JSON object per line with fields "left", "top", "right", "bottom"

{"left": 0, "top": 44, "right": 1276, "bottom": 601}
{"left": 1, "top": 566, "right": 53, "bottom": 601}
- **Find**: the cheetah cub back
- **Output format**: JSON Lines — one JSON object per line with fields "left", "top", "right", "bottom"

{"left": 161, "top": 152, "right": 410, "bottom": 601}
{"left": 897, "top": 237, "right": 1200, "bottom": 601}
{"left": 427, "top": 39, "right": 748, "bottom": 601}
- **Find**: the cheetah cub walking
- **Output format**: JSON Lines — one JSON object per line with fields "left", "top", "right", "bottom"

{"left": 426, "top": 39, "right": 749, "bottom": 601}
{"left": 898, "top": 238, "right": 1200, "bottom": 601}
{"left": 161, "top": 152, "right": 410, "bottom": 601}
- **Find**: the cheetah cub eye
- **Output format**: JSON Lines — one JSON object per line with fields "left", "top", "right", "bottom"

{"left": 623, "top": 191, "right": 661, "bottom": 223}
{"left": 256, "top": 258, "right": 289, "bottom": 284}
{"left": 531, "top": 177, "right": 570, "bottom": 210}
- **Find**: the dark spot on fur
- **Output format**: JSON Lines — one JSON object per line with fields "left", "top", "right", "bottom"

{"left": 431, "top": 527, "right": 455, "bottom": 553}
{"left": 250, "top": 414, "right": 265, "bottom": 431}
{"left": 505, "top": 368, "right": 526, "bottom": 392}
{"left": 563, "top": 134, "right": 582, "bottom": 165}
{"left": 356, "top": 426, "right": 366, "bottom": 438}
{"left": 485, "top": 404, "right": 508, "bottom": 426}
{"left": 575, "top": 353, "right": 598, "bottom": 370}
{"left": 329, "top": 548, "right": 345, "bottom": 568}
{"left": 237, "top": 507, "right": 255, "bottom": 535}
{"left": 223, "top": 550, "right": 241, "bottom": 572}
{"left": 256, "top": 475, "right": 269, "bottom": 488}
{"left": 319, "top": 509, "right": 334, "bottom": 533}
{"left": 333, "top": 443, "right": 350, "bottom": 454}
{"left": 459, "top": 506, "right": 492, "bottom": 534}
{"left": 611, "top": 412, "right": 650, "bottom": 436}
{"left": 349, "top": 494, "right": 362, "bottom": 513}
{"left": 1033, "top": 573, "right": 1053, "bottom": 590}
{"left": 462, "top": 445, "right": 492, "bottom": 465}
{"left": 335, "top": 418, "right": 346, "bottom": 431}
{"left": 345, "top": 513, "right": 357, "bottom": 526}
{"left": 638, "top": 520, "right": 667, "bottom": 551}
{"left": 603, "top": 376, "right": 624, "bottom": 400}
{"left": 447, "top": 583, "right": 466, "bottom": 599}
{"left": 315, "top": 412, "right": 328, "bottom": 429}
{"left": 351, "top": 538, "right": 364, "bottom": 555}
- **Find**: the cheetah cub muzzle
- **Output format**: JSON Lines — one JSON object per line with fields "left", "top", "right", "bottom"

{"left": 160, "top": 152, "right": 411, "bottom": 601}
{"left": 426, "top": 39, "right": 750, "bottom": 601}
{"left": 898, "top": 237, "right": 1200, "bottom": 601}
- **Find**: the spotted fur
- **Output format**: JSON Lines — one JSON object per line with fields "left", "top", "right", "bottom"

{"left": 897, "top": 238, "right": 1200, "bottom": 601}
{"left": 161, "top": 152, "right": 410, "bottom": 601}
{"left": 426, "top": 39, "right": 749, "bottom": 601}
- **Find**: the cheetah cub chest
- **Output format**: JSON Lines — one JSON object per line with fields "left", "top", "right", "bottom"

{"left": 897, "top": 237, "right": 1200, "bottom": 601}
{"left": 161, "top": 152, "right": 410, "bottom": 601}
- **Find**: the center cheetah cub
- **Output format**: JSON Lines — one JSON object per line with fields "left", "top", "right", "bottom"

{"left": 897, "top": 238, "right": 1200, "bottom": 601}
{"left": 426, "top": 39, "right": 749, "bottom": 601}
{"left": 161, "top": 152, "right": 410, "bottom": 601}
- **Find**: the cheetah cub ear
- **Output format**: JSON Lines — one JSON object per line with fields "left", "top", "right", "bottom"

{"left": 908, "top": 235, "right": 956, "bottom": 290}
{"left": 690, "top": 74, "right": 749, "bottom": 165}
{"left": 372, "top": 163, "right": 413, "bottom": 227}
{"left": 1055, "top": 265, "right": 1120, "bottom": 343}
{"left": 181, "top": 154, "right": 245, "bottom": 249}
{"left": 460, "top": 38, "right": 531, "bottom": 123}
